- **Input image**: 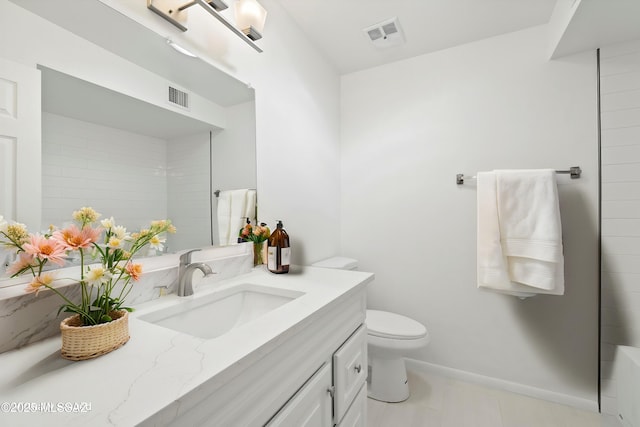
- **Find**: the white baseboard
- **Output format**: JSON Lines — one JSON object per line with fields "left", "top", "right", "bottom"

{"left": 405, "top": 358, "right": 599, "bottom": 413}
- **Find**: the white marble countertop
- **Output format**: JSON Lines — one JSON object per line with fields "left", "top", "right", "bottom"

{"left": 0, "top": 265, "right": 373, "bottom": 426}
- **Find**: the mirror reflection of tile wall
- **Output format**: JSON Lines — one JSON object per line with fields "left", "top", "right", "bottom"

{"left": 42, "top": 113, "right": 169, "bottom": 232}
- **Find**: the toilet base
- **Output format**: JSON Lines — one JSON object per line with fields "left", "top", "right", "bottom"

{"left": 367, "top": 356, "right": 410, "bottom": 403}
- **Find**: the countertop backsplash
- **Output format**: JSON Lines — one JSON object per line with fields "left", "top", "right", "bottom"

{"left": 0, "top": 243, "right": 254, "bottom": 354}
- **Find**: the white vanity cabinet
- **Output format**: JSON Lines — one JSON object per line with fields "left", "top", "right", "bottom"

{"left": 144, "top": 280, "right": 370, "bottom": 427}
{"left": 266, "top": 363, "right": 333, "bottom": 426}
{"left": 267, "top": 324, "right": 368, "bottom": 427}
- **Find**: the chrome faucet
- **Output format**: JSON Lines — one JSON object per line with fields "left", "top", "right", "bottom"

{"left": 177, "top": 249, "right": 215, "bottom": 297}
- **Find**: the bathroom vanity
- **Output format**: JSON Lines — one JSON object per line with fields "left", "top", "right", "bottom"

{"left": 0, "top": 266, "right": 373, "bottom": 426}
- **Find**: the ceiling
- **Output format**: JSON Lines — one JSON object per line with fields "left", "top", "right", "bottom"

{"left": 276, "top": 0, "right": 558, "bottom": 74}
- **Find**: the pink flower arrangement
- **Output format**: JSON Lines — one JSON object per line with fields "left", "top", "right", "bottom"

{"left": 239, "top": 220, "right": 270, "bottom": 244}
{"left": 0, "top": 208, "right": 175, "bottom": 326}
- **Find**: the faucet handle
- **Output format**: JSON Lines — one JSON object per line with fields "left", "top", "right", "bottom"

{"left": 180, "top": 248, "right": 201, "bottom": 265}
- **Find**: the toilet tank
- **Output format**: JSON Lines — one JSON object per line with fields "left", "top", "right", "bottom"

{"left": 311, "top": 257, "right": 358, "bottom": 270}
{"left": 618, "top": 346, "right": 640, "bottom": 427}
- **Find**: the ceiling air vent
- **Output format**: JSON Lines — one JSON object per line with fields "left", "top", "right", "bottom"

{"left": 363, "top": 17, "right": 405, "bottom": 49}
{"left": 168, "top": 86, "right": 190, "bottom": 109}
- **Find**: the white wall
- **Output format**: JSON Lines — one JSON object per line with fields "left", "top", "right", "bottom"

{"left": 101, "top": 0, "right": 343, "bottom": 265}
{"left": 167, "top": 132, "right": 211, "bottom": 252}
{"left": 341, "top": 25, "right": 600, "bottom": 407}
{"left": 211, "top": 101, "right": 257, "bottom": 195}
{"left": 599, "top": 39, "right": 640, "bottom": 416}
{"left": 217, "top": 0, "right": 343, "bottom": 264}
{"left": 42, "top": 113, "right": 168, "bottom": 230}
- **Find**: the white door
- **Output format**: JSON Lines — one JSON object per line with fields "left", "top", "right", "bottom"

{"left": 0, "top": 57, "right": 41, "bottom": 230}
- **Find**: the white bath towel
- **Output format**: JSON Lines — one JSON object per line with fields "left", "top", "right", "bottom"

{"left": 244, "top": 189, "right": 257, "bottom": 227}
{"left": 217, "top": 189, "right": 257, "bottom": 246}
{"left": 477, "top": 170, "right": 565, "bottom": 296}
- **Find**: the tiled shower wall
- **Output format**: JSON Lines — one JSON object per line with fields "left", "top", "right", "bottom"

{"left": 41, "top": 112, "right": 168, "bottom": 230}
{"left": 166, "top": 132, "right": 211, "bottom": 251}
{"left": 599, "top": 39, "right": 640, "bottom": 416}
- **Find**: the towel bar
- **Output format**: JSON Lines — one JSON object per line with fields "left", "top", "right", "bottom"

{"left": 456, "top": 167, "right": 581, "bottom": 185}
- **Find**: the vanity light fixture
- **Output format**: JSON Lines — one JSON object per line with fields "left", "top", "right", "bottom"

{"left": 166, "top": 39, "right": 198, "bottom": 57}
{"left": 234, "top": 0, "right": 267, "bottom": 41}
{"left": 147, "top": 0, "right": 265, "bottom": 53}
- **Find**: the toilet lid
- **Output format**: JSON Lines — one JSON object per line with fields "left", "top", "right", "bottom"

{"left": 366, "top": 309, "right": 427, "bottom": 340}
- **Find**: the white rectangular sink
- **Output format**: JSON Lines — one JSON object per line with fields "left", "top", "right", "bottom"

{"left": 139, "top": 284, "right": 304, "bottom": 339}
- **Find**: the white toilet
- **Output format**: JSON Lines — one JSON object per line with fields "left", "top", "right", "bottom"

{"left": 311, "top": 257, "right": 430, "bottom": 402}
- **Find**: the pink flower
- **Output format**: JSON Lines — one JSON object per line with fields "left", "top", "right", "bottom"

{"left": 22, "top": 234, "right": 67, "bottom": 266}
{"left": 125, "top": 262, "right": 143, "bottom": 281}
{"left": 6, "top": 252, "right": 35, "bottom": 276}
{"left": 254, "top": 225, "right": 270, "bottom": 239}
{"left": 53, "top": 224, "right": 101, "bottom": 251}
{"left": 240, "top": 224, "right": 252, "bottom": 238}
{"left": 24, "top": 273, "right": 55, "bottom": 296}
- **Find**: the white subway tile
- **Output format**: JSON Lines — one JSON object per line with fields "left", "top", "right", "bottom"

{"left": 601, "top": 145, "right": 640, "bottom": 165}
{"left": 42, "top": 114, "right": 169, "bottom": 229}
{"left": 602, "top": 163, "right": 640, "bottom": 182}
{"left": 601, "top": 360, "right": 615, "bottom": 380}
{"left": 601, "top": 378, "right": 617, "bottom": 398}
{"left": 601, "top": 40, "right": 640, "bottom": 59}
{"left": 602, "top": 218, "right": 640, "bottom": 237}
{"left": 602, "top": 200, "right": 640, "bottom": 218}
{"left": 602, "top": 126, "right": 640, "bottom": 147}
{"left": 601, "top": 236, "right": 640, "bottom": 254}
{"left": 601, "top": 71, "right": 640, "bottom": 94}
{"left": 597, "top": 188, "right": 637, "bottom": 421}
{"left": 602, "top": 271, "right": 640, "bottom": 294}
{"left": 602, "top": 182, "right": 640, "bottom": 200}
{"left": 602, "top": 343, "right": 617, "bottom": 362}
{"left": 600, "top": 51, "right": 640, "bottom": 77}
{"left": 601, "top": 108, "right": 640, "bottom": 129}
{"left": 601, "top": 89, "right": 640, "bottom": 112}
{"left": 601, "top": 251, "right": 640, "bottom": 273}
{"left": 599, "top": 396, "right": 618, "bottom": 417}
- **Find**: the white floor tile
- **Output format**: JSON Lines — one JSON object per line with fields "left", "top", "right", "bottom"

{"left": 367, "top": 369, "right": 606, "bottom": 427}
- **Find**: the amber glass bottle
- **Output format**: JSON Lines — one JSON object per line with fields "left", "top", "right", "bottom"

{"left": 267, "top": 220, "right": 290, "bottom": 274}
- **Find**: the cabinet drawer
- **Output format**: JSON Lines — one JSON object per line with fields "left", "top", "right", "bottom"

{"left": 333, "top": 324, "right": 367, "bottom": 423}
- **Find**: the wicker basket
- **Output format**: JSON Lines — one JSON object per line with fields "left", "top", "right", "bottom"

{"left": 60, "top": 310, "right": 130, "bottom": 361}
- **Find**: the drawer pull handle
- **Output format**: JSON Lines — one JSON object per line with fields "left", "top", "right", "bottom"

{"left": 354, "top": 364, "right": 362, "bottom": 374}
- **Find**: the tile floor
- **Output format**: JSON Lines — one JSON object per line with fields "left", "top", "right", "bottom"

{"left": 367, "top": 370, "right": 621, "bottom": 427}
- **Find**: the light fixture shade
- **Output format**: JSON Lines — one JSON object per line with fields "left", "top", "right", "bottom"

{"left": 235, "top": 0, "right": 267, "bottom": 40}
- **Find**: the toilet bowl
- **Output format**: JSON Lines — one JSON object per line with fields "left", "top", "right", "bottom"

{"left": 311, "top": 257, "right": 430, "bottom": 402}
{"left": 366, "top": 309, "right": 429, "bottom": 402}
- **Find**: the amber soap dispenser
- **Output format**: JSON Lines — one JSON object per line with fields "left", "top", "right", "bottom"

{"left": 267, "top": 220, "right": 290, "bottom": 274}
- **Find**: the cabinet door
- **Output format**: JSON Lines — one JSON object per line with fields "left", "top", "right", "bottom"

{"left": 267, "top": 363, "right": 333, "bottom": 427}
{"left": 333, "top": 324, "right": 367, "bottom": 423}
{"left": 337, "top": 383, "right": 367, "bottom": 427}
